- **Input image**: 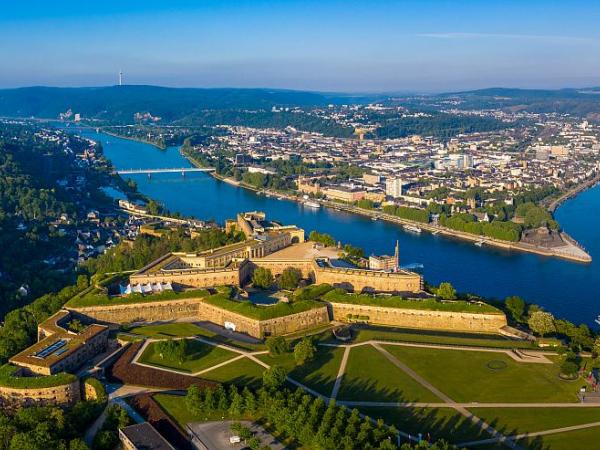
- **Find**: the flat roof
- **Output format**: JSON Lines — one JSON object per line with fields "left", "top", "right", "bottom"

{"left": 10, "top": 312, "right": 108, "bottom": 369}
{"left": 120, "top": 423, "right": 175, "bottom": 450}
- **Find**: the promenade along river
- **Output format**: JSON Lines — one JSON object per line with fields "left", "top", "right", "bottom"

{"left": 81, "top": 129, "right": 600, "bottom": 327}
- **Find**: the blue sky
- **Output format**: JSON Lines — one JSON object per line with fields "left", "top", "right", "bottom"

{"left": 2, "top": 0, "right": 600, "bottom": 92}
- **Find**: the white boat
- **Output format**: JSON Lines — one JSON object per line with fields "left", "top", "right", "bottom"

{"left": 403, "top": 225, "right": 422, "bottom": 234}
{"left": 595, "top": 315, "right": 600, "bottom": 326}
{"left": 474, "top": 241, "right": 484, "bottom": 247}
{"left": 304, "top": 200, "right": 321, "bottom": 209}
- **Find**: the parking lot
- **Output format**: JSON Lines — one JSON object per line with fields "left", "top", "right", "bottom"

{"left": 187, "top": 420, "right": 285, "bottom": 450}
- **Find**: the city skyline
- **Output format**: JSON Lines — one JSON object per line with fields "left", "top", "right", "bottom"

{"left": 2, "top": 0, "right": 600, "bottom": 92}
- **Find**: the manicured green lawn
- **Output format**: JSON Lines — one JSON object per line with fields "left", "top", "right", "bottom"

{"left": 256, "top": 346, "right": 345, "bottom": 396}
{"left": 517, "top": 426, "right": 600, "bottom": 450}
{"left": 128, "top": 322, "right": 266, "bottom": 352}
{"left": 344, "top": 326, "right": 537, "bottom": 350}
{"left": 358, "top": 406, "right": 487, "bottom": 444}
{"left": 471, "top": 408, "right": 600, "bottom": 437}
{"left": 153, "top": 393, "right": 255, "bottom": 425}
{"left": 336, "top": 345, "right": 440, "bottom": 403}
{"left": 129, "top": 323, "right": 207, "bottom": 338}
{"left": 201, "top": 357, "right": 266, "bottom": 389}
{"left": 383, "top": 345, "right": 581, "bottom": 403}
{"left": 139, "top": 339, "right": 237, "bottom": 373}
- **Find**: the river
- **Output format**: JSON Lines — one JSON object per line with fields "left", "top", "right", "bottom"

{"left": 76, "top": 128, "right": 599, "bottom": 327}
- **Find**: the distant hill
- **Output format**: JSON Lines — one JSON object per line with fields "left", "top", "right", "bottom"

{"left": 439, "top": 87, "right": 600, "bottom": 117}
{"left": 0, "top": 85, "right": 339, "bottom": 122}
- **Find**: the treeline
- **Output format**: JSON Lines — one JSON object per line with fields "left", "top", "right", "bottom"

{"left": 439, "top": 213, "right": 522, "bottom": 242}
{"left": 178, "top": 110, "right": 355, "bottom": 138}
{"left": 185, "top": 384, "right": 455, "bottom": 450}
{"left": 0, "top": 276, "right": 89, "bottom": 363}
{"left": 383, "top": 205, "right": 430, "bottom": 223}
{"left": 86, "top": 227, "right": 245, "bottom": 274}
{"left": 371, "top": 114, "right": 510, "bottom": 139}
{"left": 308, "top": 231, "right": 337, "bottom": 247}
{"left": 0, "top": 123, "right": 112, "bottom": 314}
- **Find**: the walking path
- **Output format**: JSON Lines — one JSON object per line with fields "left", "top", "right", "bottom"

{"left": 459, "top": 420, "right": 600, "bottom": 447}
{"left": 330, "top": 346, "right": 351, "bottom": 399}
{"left": 372, "top": 343, "right": 519, "bottom": 449}
{"left": 121, "top": 333, "right": 600, "bottom": 449}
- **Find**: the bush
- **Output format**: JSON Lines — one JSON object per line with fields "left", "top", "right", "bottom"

{"left": 278, "top": 267, "right": 302, "bottom": 290}
{"left": 262, "top": 365, "right": 287, "bottom": 389}
{"left": 252, "top": 267, "right": 274, "bottom": 289}
{"left": 266, "top": 336, "right": 289, "bottom": 356}
{"left": 293, "top": 337, "right": 316, "bottom": 366}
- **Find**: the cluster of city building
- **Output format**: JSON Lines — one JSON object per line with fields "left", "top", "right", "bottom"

{"left": 190, "top": 111, "right": 600, "bottom": 220}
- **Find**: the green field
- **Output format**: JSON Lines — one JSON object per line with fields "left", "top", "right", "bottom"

{"left": 128, "top": 322, "right": 265, "bottom": 351}
{"left": 343, "top": 326, "right": 538, "bottom": 350}
{"left": 358, "top": 407, "right": 487, "bottom": 444}
{"left": 336, "top": 345, "right": 440, "bottom": 403}
{"left": 257, "top": 346, "right": 345, "bottom": 396}
{"left": 383, "top": 345, "right": 580, "bottom": 403}
{"left": 129, "top": 323, "right": 207, "bottom": 338}
{"left": 139, "top": 339, "right": 237, "bottom": 373}
{"left": 517, "top": 426, "right": 600, "bottom": 450}
{"left": 471, "top": 408, "right": 600, "bottom": 437}
{"left": 201, "top": 357, "right": 266, "bottom": 389}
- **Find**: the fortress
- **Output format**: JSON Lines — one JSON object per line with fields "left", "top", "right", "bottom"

{"left": 129, "top": 211, "right": 423, "bottom": 294}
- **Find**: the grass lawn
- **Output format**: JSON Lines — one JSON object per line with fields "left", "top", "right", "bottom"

{"left": 201, "top": 357, "right": 266, "bottom": 389}
{"left": 128, "top": 322, "right": 266, "bottom": 352}
{"left": 256, "top": 346, "right": 345, "bottom": 396}
{"left": 153, "top": 393, "right": 255, "bottom": 426}
{"left": 383, "top": 345, "right": 581, "bottom": 403}
{"left": 139, "top": 339, "right": 237, "bottom": 373}
{"left": 340, "top": 326, "right": 537, "bottom": 350}
{"left": 516, "top": 426, "right": 600, "bottom": 450}
{"left": 471, "top": 408, "right": 600, "bottom": 437}
{"left": 358, "top": 406, "right": 487, "bottom": 444}
{"left": 129, "top": 323, "right": 207, "bottom": 338}
{"left": 336, "top": 345, "right": 440, "bottom": 403}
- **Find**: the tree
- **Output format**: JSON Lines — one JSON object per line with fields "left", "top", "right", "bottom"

{"left": 252, "top": 267, "right": 274, "bottom": 289}
{"left": 294, "top": 337, "right": 316, "bottom": 366}
{"left": 262, "top": 365, "right": 287, "bottom": 389}
{"left": 436, "top": 282, "right": 457, "bottom": 300}
{"left": 278, "top": 267, "right": 302, "bottom": 290}
{"left": 505, "top": 296, "right": 525, "bottom": 322}
{"left": 265, "top": 336, "right": 289, "bottom": 356}
{"left": 528, "top": 311, "right": 556, "bottom": 337}
{"left": 593, "top": 337, "right": 600, "bottom": 357}
{"left": 69, "top": 439, "right": 90, "bottom": 450}
{"left": 560, "top": 360, "right": 579, "bottom": 378}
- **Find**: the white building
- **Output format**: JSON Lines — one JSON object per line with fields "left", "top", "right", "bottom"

{"left": 385, "top": 177, "right": 403, "bottom": 198}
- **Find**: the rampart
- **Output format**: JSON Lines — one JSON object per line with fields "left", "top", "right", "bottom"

{"left": 315, "top": 265, "right": 423, "bottom": 293}
{"left": 0, "top": 379, "right": 80, "bottom": 412}
{"left": 328, "top": 302, "right": 507, "bottom": 333}
{"left": 69, "top": 298, "right": 329, "bottom": 339}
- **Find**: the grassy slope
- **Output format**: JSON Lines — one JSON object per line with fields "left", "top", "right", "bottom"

{"left": 139, "top": 340, "right": 237, "bottom": 373}
{"left": 256, "top": 346, "right": 345, "bottom": 396}
{"left": 201, "top": 357, "right": 266, "bottom": 389}
{"left": 383, "top": 345, "right": 580, "bottom": 403}
{"left": 336, "top": 345, "right": 440, "bottom": 403}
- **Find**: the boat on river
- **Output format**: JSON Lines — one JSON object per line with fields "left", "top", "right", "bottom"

{"left": 304, "top": 200, "right": 321, "bottom": 209}
{"left": 403, "top": 224, "right": 422, "bottom": 234}
{"left": 595, "top": 315, "right": 600, "bottom": 326}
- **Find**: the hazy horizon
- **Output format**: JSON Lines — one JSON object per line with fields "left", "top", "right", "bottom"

{"left": 2, "top": 0, "right": 600, "bottom": 92}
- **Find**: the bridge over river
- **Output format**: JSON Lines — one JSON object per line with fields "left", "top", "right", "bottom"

{"left": 115, "top": 167, "right": 215, "bottom": 175}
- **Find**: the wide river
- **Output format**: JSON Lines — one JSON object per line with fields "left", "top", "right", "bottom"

{"left": 77, "top": 128, "right": 600, "bottom": 327}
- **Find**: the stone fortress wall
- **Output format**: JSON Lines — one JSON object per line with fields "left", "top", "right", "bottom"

{"left": 69, "top": 298, "right": 330, "bottom": 338}
{"left": 315, "top": 265, "right": 423, "bottom": 293}
{"left": 0, "top": 378, "right": 81, "bottom": 412}
{"left": 329, "top": 302, "right": 507, "bottom": 333}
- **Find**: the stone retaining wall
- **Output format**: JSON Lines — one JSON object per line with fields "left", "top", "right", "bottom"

{"left": 329, "top": 302, "right": 507, "bottom": 333}
{"left": 0, "top": 379, "right": 80, "bottom": 412}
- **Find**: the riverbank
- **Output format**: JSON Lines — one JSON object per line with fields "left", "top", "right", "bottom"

{"left": 547, "top": 174, "right": 600, "bottom": 213}
{"left": 179, "top": 147, "right": 592, "bottom": 263}
{"left": 102, "top": 129, "right": 167, "bottom": 150}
